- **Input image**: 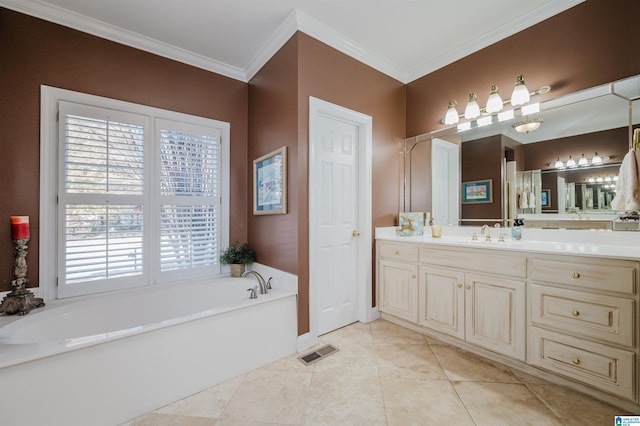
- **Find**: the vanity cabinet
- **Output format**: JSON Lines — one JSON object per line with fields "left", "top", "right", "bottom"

{"left": 418, "top": 248, "right": 526, "bottom": 360}
{"left": 527, "top": 255, "right": 638, "bottom": 400}
{"left": 378, "top": 242, "right": 419, "bottom": 322}
{"left": 376, "top": 236, "right": 640, "bottom": 407}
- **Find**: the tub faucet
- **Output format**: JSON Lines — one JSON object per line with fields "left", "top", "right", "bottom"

{"left": 242, "top": 270, "right": 268, "bottom": 294}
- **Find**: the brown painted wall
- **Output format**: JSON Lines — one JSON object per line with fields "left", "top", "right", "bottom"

{"left": 0, "top": 8, "right": 248, "bottom": 291}
{"left": 406, "top": 0, "right": 640, "bottom": 138}
{"left": 461, "top": 136, "right": 504, "bottom": 222}
{"left": 248, "top": 32, "right": 405, "bottom": 334}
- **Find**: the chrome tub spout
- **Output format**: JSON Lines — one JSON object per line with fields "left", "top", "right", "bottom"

{"left": 242, "top": 270, "right": 268, "bottom": 294}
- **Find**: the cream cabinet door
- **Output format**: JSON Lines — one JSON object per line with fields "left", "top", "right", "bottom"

{"left": 465, "top": 273, "right": 526, "bottom": 361}
{"left": 418, "top": 266, "right": 465, "bottom": 339}
{"left": 379, "top": 259, "right": 418, "bottom": 322}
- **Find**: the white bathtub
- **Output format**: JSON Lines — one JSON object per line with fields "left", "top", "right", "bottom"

{"left": 0, "top": 275, "right": 298, "bottom": 426}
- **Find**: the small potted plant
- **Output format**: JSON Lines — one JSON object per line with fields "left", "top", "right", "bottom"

{"left": 219, "top": 242, "right": 257, "bottom": 277}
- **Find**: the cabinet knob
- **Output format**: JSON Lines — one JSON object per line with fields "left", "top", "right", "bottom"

{"left": 394, "top": 251, "right": 400, "bottom": 255}
{"left": 466, "top": 284, "right": 471, "bottom": 290}
{"left": 572, "top": 272, "right": 581, "bottom": 279}
{"left": 571, "top": 357, "right": 581, "bottom": 365}
{"left": 571, "top": 310, "right": 580, "bottom": 317}
{"left": 412, "top": 275, "right": 416, "bottom": 279}
{"left": 457, "top": 283, "right": 462, "bottom": 288}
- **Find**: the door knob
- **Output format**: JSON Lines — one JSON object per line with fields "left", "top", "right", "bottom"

{"left": 352, "top": 230, "right": 361, "bottom": 237}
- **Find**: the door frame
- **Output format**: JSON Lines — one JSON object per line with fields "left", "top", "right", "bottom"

{"left": 303, "top": 96, "right": 375, "bottom": 350}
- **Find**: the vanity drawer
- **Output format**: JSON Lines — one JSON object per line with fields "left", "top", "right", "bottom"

{"left": 420, "top": 247, "right": 526, "bottom": 278}
{"left": 528, "top": 327, "right": 635, "bottom": 400}
{"left": 378, "top": 242, "right": 419, "bottom": 262}
{"left": 530, "top": 284, "right": 634, "bottom": 347}
{"left": 529, "top": 257, "right": 636, "bottom": 295}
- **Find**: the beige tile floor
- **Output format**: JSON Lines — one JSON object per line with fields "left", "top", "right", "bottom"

{"left": 124, "top": 319, "right": 631, "bottom": 425}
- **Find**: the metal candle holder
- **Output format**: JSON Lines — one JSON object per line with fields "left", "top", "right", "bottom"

{"left": 0, "top": 238, "right": 45, "bottom": 315}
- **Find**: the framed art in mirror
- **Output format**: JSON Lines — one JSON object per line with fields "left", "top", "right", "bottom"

{"left": 253, "top": 146, "right": 287, "bottom": 215}
{"left": 462, "top": 179, "right": 492, "bottom": 204}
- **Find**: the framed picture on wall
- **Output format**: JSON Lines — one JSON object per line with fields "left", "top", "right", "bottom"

{"left": 462, "top": 179, "right": 493, "bottom": 204}
{"left": 253, "top": 146, "right": 287, "bottom": 215}
{"left": 541, "top": 189, "right": 551, "bottom": 207}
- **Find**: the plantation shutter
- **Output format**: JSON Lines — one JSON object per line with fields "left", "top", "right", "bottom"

{"left": 58, "top": 101, "right": 148, "bottom": 297}
{"left": 157, "top": 119, "right": 221, "bottom": 280}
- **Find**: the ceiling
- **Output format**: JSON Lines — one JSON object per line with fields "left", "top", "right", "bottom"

{"left": 2, "top": 0, "right": 582, "bottom": 83}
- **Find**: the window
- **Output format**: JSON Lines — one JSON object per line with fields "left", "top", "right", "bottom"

{"left": 41, "top": 87, "right": 230, "bottom": 299}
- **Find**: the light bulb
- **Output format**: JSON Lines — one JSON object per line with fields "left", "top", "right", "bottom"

{"left": 510, "top": 75, "right": 530, "bottom": 106}
{"left": 464, "top": 93, "right": 480, "bottom": 119}
{"left": 578, "top": 153, "right": 588, "bottom": 166}
{"left": 566, "top": 155, "right": 576, "bottom": 168}
{"left": 592, "top": 152, "right": 602, "bottom": 165}
{"left": 554, "top": 157, "right": 564, "bottom": 168}
{"left": 444, "top": 100, "right": 459, "bottom": 125}
{"left": 486, "top": 85, "right": 503, "bottom": 114}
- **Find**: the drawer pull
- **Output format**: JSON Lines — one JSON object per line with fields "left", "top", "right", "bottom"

{"left": 457, "top": 283, "right": 462, "bottom": 288}
{"left": 571, "top": 357, "right": 581, "bottom": 365}
{"left": 412, "top": 275, "right": 416, "bottom": 279}
{"left": 572, "top": 272, "right": 581, "bottom": 279}
{"left": 394, "top": 251, "right": 400, "bottom": 255}
{"left": 571, "top": 310, "right": 580, "bottom": 317}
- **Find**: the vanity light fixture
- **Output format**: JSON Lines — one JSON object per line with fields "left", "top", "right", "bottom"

{"left": 485, "top": 85, "right": 503, "bottom": 114}
{"left": 440, "top": 75, "right": 550, "bottom": 128}
{"left": 510, "top": 75, "right": 531, "bottom": 106}
{"left": 444, "top": 100, "right": 459, "bottom": 125}
{"left": 591, "top": 152, "right": 603, "bottom": 165}
{"left": 513, "top": 118, "right": 543, "bottom": 133}
{"left": 464, "top": 93, "right": 481, "bottom": 119}
{"left": 566, "top": 155, "right": 577, "bottom": 168}
{"left": 578, "top": 153, "right": 589, "bottom": 166}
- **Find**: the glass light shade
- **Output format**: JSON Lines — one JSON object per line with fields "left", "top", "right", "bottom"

{"left": 513, "top": 118, "right": 542, "bottom": 133}
{"left": 510, "top": 75, "right": 530, "bottom": 106}
{"left": 444, "top": 100, "right": 459, "bottom": 125}
{"left": 578, "top": 153, "right": 588, "bottom": 166}
{"left": 614, "top": 176, "right": 619, "bottom": 181}
{"left": 605, "top": 176, "right": 612, "bottom": 182}
{"left": 588, "top": 176, "right": 595, "bottom": 183}
{"left": 554, "top": 157, "right": 564, "bottom": 168}
{"left": 485, "top": 85, "right": 503, "bottom": 113}
{"left": 596, "top": 177, "right": 604, "bottom": 183}
{"left": 464, "top": 93, "right": 480, "bottom": 119}
{"left": 591, "top": 152, "right": 603, "bottom": 165}
{"left": 566, "top": 155, "right": 577, "bottom": 168}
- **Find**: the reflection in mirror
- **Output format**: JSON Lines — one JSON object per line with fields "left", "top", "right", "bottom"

{"left": 404, "top": 74, "right": 640, "bottom": 229}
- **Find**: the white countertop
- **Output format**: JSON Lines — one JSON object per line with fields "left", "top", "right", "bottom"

{"left": 375, "top": 226, "right": 640, "bottom": 260}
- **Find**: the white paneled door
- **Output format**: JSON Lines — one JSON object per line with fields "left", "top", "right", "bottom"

{"left": 309, "top": 97, "right": 373, "bottom": 339}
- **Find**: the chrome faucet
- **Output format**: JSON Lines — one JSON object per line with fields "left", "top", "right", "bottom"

{"left": 242, "top": 270, "right": 268, "bottom": 294}
{"left": 481, "top": 224, "right": 491, "bottom": 241}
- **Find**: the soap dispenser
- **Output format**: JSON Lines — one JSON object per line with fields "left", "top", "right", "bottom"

{"left": 512, "top": 219, "right": 523, "bottom": 240}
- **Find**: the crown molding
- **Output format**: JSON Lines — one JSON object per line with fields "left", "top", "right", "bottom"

{"left": 293, "top": 10, "right": 408, "bottom": 83}
{"left": 2, "top": 0, "right": 584, "bottom": 85}
{"left": 244, "top": 9, "right": 300, "bottom": 82}
{"left": 405, "top": 0, "right": 585, "bottom": 83}
{"left": 0, "top": 0, "right": 247, "bottom": 82}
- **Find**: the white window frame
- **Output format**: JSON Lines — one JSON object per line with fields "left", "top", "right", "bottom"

{"left": 40, "top": 86, "right": 230, "bottom": 300}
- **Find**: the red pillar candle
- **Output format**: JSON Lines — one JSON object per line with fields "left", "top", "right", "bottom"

{"left": 10, "top": 216, "right": 29, "bottom": 240}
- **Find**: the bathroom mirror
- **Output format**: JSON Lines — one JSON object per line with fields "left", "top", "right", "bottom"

{"left": 404, "top": 74, "right": 640, "bottom": 226}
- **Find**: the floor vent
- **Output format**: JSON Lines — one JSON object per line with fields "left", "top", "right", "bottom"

{"left": 298, "top": 344, "right": 339, "bottom": 366}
